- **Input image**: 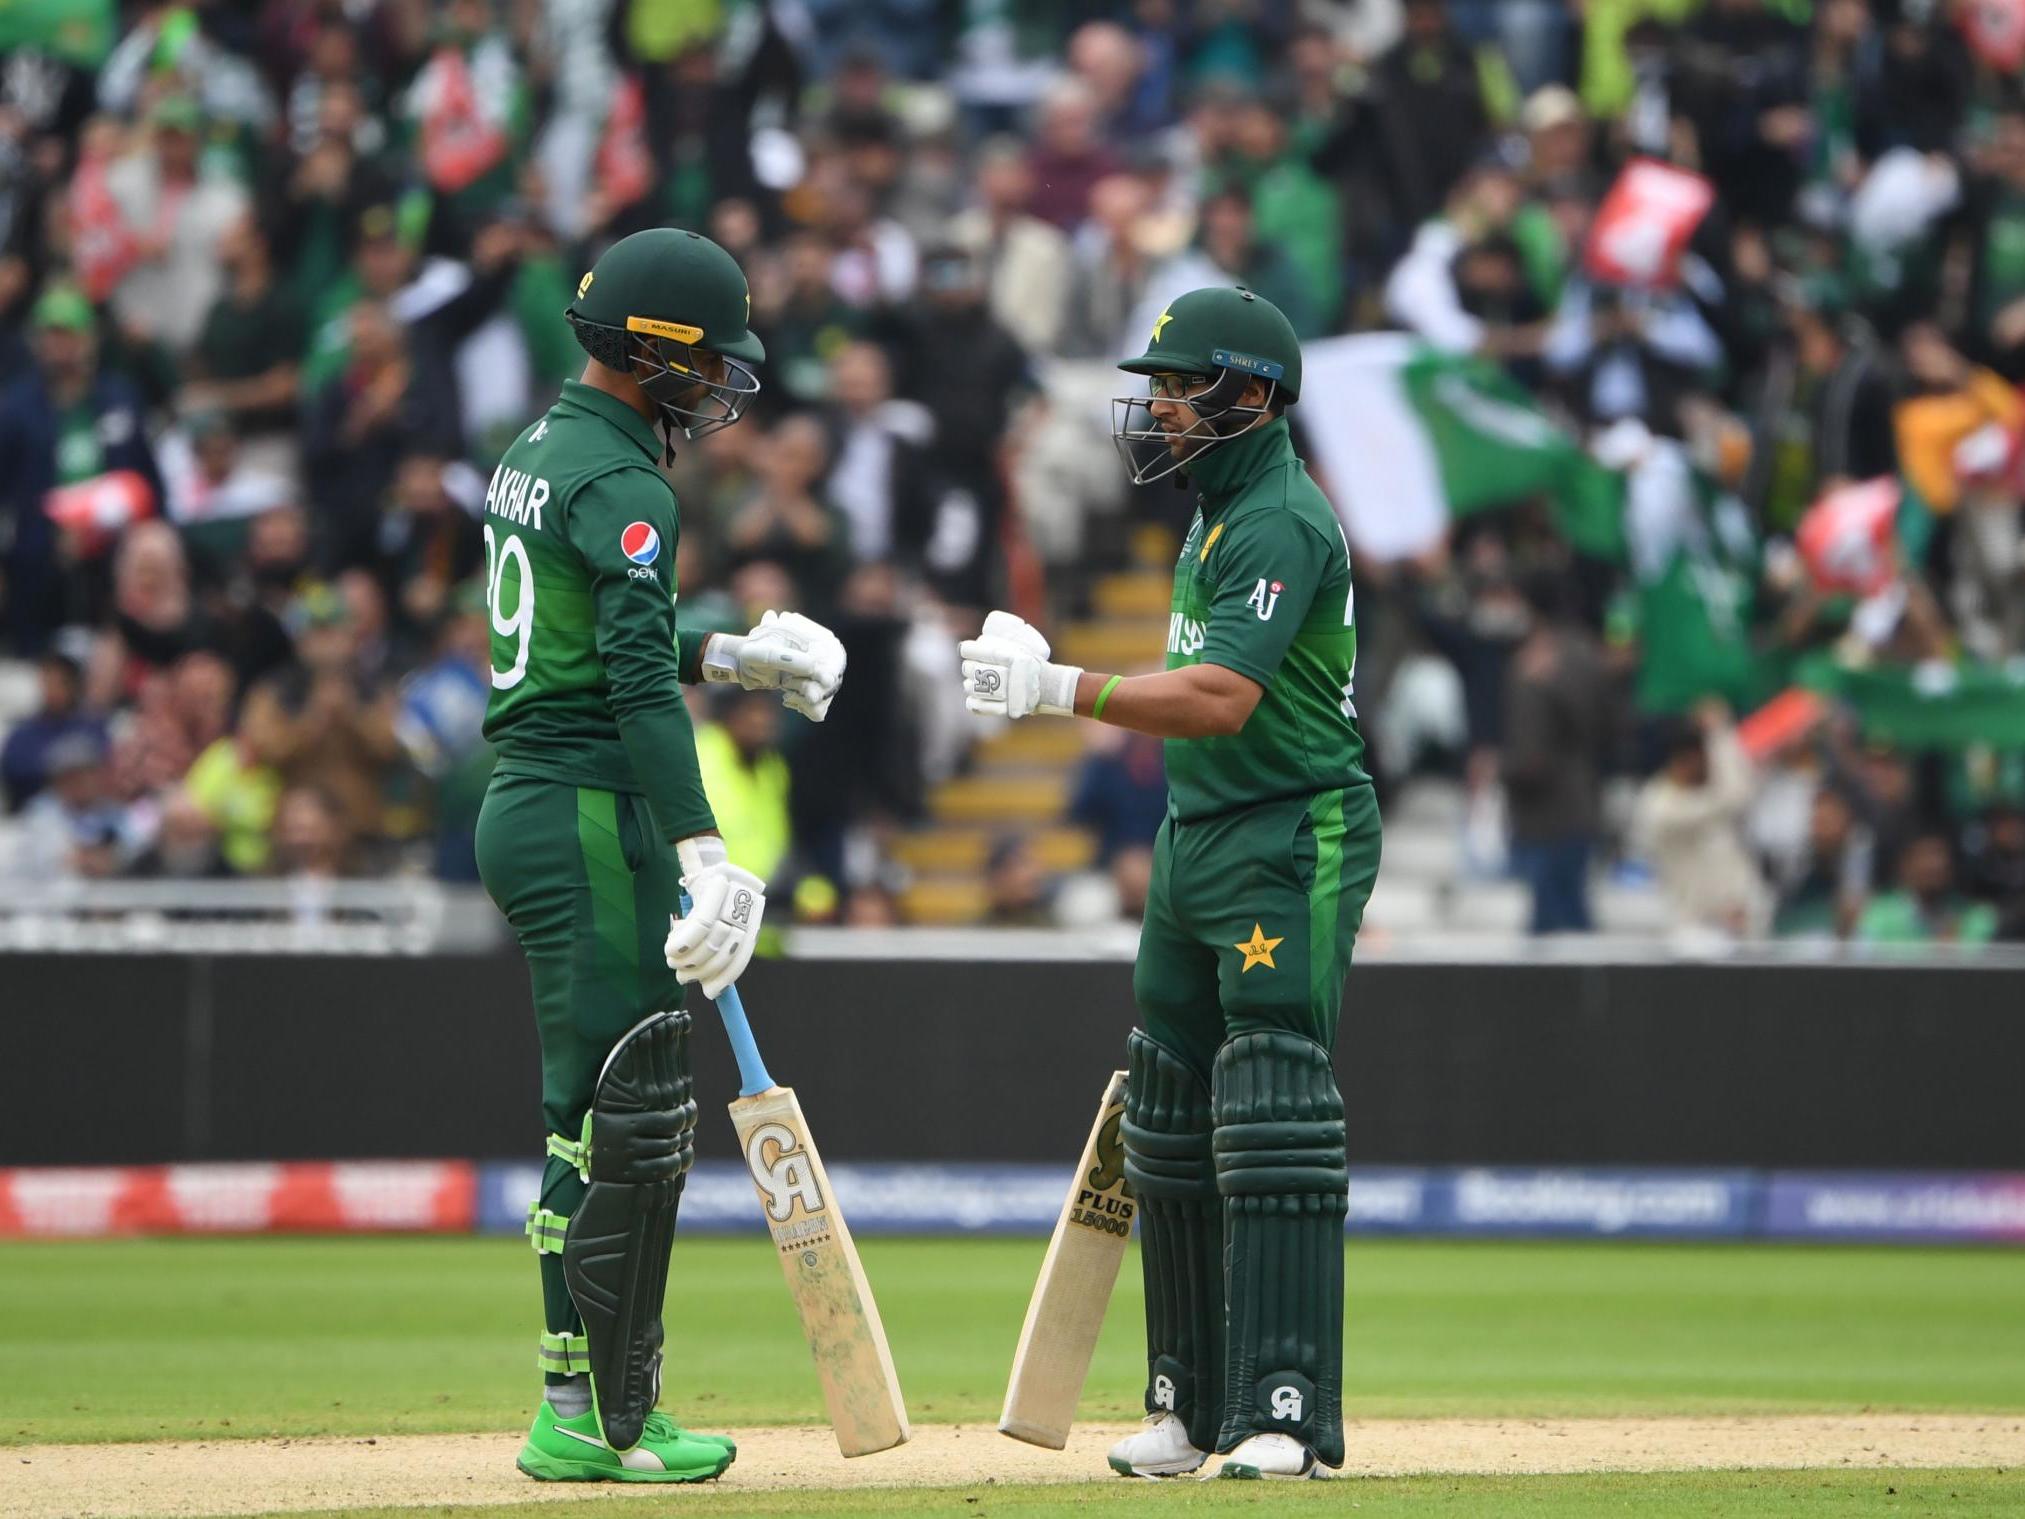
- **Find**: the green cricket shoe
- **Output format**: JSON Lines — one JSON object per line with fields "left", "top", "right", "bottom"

{"left": 516, "top": 1402, "right": 736, "bottom": 1483}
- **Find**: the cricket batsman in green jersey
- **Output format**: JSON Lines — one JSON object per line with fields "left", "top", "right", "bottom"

{"left": 962, "top": 286, "right": 1379, "bottom": 1480}
{"left": 472, "top": 228, "right": 848, "bottom": 1484}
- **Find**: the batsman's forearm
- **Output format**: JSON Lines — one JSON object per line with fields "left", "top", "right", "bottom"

{"left": 1071, "top": 665, "right": 1259, "bottom": 739}
{"left": 614, "top": 695, "right": 718, "bottom": 842}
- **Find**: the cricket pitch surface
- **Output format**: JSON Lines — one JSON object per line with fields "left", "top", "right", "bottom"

{"left": 8, "top": 1415, "right": 2021, "bottom": 1517}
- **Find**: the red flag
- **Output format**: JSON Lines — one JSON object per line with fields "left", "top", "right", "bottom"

{"left": 1796, "top": 477, "right": 1902, "bottom": 596}
{"left": 596, "top": 75, "right": 654, "bottom": 210}
{"left": 420, "top": 48, "right": 508, "bottom": 194}
{"left": 1963, "top": 0, "right": 2025, "bottom": 73}
{"left": 1583, "top": 159, "right": 1716, "bottom": 291}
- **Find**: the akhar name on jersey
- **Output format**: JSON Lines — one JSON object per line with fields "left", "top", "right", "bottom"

{"left": 487, "top": 462, "right": 550, "bottom": 531}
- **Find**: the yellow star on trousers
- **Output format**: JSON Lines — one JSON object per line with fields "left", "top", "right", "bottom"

{"left": 1234, "top": 923, "right": 1283, "bottom": 973}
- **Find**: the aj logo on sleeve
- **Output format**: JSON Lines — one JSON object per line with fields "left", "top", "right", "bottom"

{"left": 1245, "top": 578, "right": 1283, "bottom": 620}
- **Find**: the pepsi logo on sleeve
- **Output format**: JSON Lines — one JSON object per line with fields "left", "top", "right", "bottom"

{"left": 621, "top": 521, "right": 661, "bottom": 565}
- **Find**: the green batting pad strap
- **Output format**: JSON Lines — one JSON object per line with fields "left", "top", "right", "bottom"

{"left": 537, "top": 1331, "right": 591, "bottom": 1376}
{"left": 1121, "top": 1029, "right": 1217, "bottom": 1200}
{"left": 547, "top": 1116, "right": 593, "bottom": 1180}
{"left": 525, "top": 1203, "right": 569, "bottom": 1255}
{"left": 1211, "top": 1030, "right": 1347, "bottom": 1198}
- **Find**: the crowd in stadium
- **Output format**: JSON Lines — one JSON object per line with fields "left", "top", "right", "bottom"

{"left": 2, "top": 0, "right": 2023, "bottom": 946}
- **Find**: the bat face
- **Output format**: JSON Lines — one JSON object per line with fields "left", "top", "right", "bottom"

{"left": 730, "top": 1086, "right": 910, "bottom": 1457}
{"left": 1000, "top": 1070, "right": 1134, "bottom": 1449}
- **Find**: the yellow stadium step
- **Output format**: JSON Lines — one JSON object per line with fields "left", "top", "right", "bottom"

{"left": 890, "top": 826, "right": 1096, "bottom": 875}
{"left": 1092, "top": 571, "right": 1174, "bottom": 619}
{"left": 1129, "top": 523, "right": 1179, "bottom": 569}
{"left": 929, "top": 772, "right": 1070, "bottom": 825}
{"left": 977, "top": 722, "right": 1089, "bottom": 767}
{"left": 900, "top": 876, "right": 988, "bottom": 925}
{"left": 1059, "top": 619, "right": 1169, "bottom": 672}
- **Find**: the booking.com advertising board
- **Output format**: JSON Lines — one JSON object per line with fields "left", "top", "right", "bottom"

{"left": 5, "top": 1162, "right": 2023, "bottom": 1244}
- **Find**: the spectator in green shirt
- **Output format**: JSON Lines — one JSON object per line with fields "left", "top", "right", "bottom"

{"left": 1857, "top": 830, "right": 1999, "bottom": 946}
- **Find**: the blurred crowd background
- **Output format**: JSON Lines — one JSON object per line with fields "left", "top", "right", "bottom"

{"left": 3, "top": 0, "right": 2024, "bottom": 948}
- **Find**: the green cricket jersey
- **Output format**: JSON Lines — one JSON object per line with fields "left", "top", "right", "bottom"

{"left": 1162, "top": 417, "right": 1369, "bottom": 821}
{"left": 481, "top": 380, "right": 715, "bottom": 842}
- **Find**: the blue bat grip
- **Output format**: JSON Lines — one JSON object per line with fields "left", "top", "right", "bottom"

{"left": 679, "top": 891, "right": 774, "bottom": 1097}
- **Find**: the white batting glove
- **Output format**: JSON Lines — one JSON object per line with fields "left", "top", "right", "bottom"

{"left": 960, "top": 609, "right": 1082, "bottom": 720}
{"left": 665, "top": 836, "right": 767, "bottom": 999}
{"left": 702, "top": 610, "right": 847, "bottom": 722}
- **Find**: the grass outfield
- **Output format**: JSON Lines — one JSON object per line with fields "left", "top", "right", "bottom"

{"left": 192, "top": 1471, "right": 2025, "bottom": 1519}
{"left": 3, "top": 1235, "right": 2022, "bottom": 1446}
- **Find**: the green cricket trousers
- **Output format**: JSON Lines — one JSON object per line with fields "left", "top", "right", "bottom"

{"left": 475, "top": 772, "right": 687, "bottom": 1382}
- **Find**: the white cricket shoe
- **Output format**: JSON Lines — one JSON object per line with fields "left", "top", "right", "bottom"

{"left": 1106, "top": 1413, "right": 1208, "bottom": 1478}
{"left": 1201, "top": 1432, "right": 1326, "bottom": 1480}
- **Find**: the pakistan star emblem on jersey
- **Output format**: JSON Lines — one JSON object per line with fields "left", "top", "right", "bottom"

{"left": 1234, "top": 923, "right": 1283, "bottom": 972}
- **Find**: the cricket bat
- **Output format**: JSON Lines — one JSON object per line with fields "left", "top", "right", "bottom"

{"left": 703, "top": 958, "right": 909, "bottom": 1456}
{"left": 999, "top": 1069, "right": 1135, "bottom": 1449}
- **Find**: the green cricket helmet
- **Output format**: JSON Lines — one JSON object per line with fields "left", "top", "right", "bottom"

{"left": 566, "top": 227, "right": 765, "bottom": 453}
{"left": 1114, "top": 284, "right": 1301, "bottom": 485}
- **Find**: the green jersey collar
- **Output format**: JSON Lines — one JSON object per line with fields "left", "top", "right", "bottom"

{"left": 1190, "top": 416, "right": 1295, "bottom": 505}
{"left": 556, "top": 379, "right": 662, "bottom": 462}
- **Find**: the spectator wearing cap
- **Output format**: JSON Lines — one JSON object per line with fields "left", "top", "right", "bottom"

{"left": 0, "top": 284, "right": 161, "bottom": 653}
{"left": 4, "top": 728, "right": 137, "bottom": 880}
{"left": 947, "top": 138, "right": 1073, "bottom": 356}
{"left": 1, "top": 652, "right": 108, "bottom": 812}
{"left": 103, "top": 96, "right": 251, "bottom": 358}
{"left": 1857, "top": 829, "right": 1998, "bottom": 947}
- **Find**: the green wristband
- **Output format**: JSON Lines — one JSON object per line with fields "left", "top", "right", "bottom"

{"left": 1091, "top": 674, "right": 1124, "bottom": 721}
